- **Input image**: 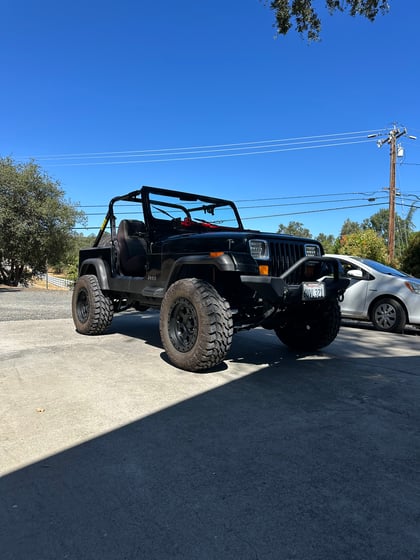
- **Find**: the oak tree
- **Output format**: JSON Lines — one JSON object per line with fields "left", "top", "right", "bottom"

{"left": 268, "top": 0, "right": 391, "bottom": 41}
{"left": 0, "top": 157, "right": 85, "bottom": 285}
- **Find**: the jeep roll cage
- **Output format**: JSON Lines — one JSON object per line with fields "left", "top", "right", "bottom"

{"left": 93, "top": 186, "right": 245, "bottom": 247}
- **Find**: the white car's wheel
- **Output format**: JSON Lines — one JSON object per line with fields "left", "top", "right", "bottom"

{"left": 371, "top": 298, "right": 406, "bottom": 333}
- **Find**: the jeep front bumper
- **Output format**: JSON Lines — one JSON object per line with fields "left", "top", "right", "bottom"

{"left": 240, "top": 256, "right": 350, "bottom": 305}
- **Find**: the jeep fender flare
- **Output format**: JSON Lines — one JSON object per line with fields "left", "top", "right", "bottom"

{"left": 79, "top": 258, "right": 111, "bottom": 290}
{"left": 167, "top": 253, "right": 258, "bottom": 286}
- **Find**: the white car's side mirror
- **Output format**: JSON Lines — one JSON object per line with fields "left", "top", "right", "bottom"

{"left": 347, "top": 269, "right": 363, "bottom": 279}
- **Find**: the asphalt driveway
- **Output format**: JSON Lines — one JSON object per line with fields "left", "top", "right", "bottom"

{"left": 1, "top": 289, "right": 420, "bottom": 559}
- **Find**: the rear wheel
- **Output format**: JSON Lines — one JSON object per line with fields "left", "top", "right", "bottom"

{"left": 72, "top": 274, "right": 114, "bottom": 334}
{"left": 275, "top": 300, "right": 341, "bottom": 352}
{"left": 371, "top": 298, "right": 406, "bottom": 332}
{"left": 160, "top": 278, "right": 233, "bottom": 371}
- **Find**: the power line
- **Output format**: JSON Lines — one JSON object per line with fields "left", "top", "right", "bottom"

{"left": 237, "top": 196, "right": 388, "bottom": 210}
{"left": 71, "top": 201, "right": 388, "bottom": 230}
{"left": 40, "top": 140, "right": 377, "bottom": 167}
{"left": 19, "top": 128, "right": 383, "bottom": 161}
{"left": 78, "top": 190, "right": 384, "bottom": 208}
{"left": 79, "top": 196, "right": 389, "bottom": 217}
{"left": 239, "top": 202, "right": 386, "bottom": 222}
{"left": 16, "top": 130, "right": 383, "bottom": 168}
{"left": 236, "top": 191, "right": 381, "bottom": 202}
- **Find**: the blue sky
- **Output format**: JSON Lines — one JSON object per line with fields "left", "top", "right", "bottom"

{"left": 1, "top": 0, "right": 420, "bottom": 237}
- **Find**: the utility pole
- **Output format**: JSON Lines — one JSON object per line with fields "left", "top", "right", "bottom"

{"left": 387, "top": 128, "right": 398, "bottom": 262}
{"left": 369, "top": 126, "right": 416, "bottom": 262}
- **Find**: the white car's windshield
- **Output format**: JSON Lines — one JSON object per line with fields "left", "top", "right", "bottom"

{"left": 357, "top": 258, "right": 409, "bottom": 278}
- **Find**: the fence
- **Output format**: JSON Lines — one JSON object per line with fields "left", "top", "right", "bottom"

{"left": 39, "top": 274, "right": 75, "bottom": 289}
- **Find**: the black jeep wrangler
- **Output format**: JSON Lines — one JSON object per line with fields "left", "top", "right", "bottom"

{"left": 72, "top": 186, "right": 348, "bottom": 371}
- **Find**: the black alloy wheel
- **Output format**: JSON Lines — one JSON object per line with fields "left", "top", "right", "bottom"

{"left": 160, "top": 278, "right": 233, "bottom": 372}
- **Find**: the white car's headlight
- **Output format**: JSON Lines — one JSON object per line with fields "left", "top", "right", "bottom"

{"left": 405, "top": 281, "right": 420, "bottom": 295}
{"left": 249, "top": 239, "right": 270, "bottom": 260}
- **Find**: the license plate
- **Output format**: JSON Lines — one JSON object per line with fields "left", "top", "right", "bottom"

{"left": 302, "top": 282, "right": 325, "bottom": 300}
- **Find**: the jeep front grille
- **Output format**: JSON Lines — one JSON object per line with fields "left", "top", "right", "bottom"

{"left": 269, "top": 241, "right": 320, "bottom": 282}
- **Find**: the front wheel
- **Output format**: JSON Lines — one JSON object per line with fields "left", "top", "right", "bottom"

{"left": 160, "top": 278, "right": 233, "bottom": 372}
{"left": 371, "top": 298, "right": 406, "bottom": 333}
{"left": 275, "top": 300, "right": 341, "bottom": 352}
{"left": 72, "top": 274, "right": 114, "bottom": 334}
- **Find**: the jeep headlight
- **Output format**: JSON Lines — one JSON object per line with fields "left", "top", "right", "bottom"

{"left": 249, "top": 239, "right": 270, "bottom": 260}
{"left": 305, "top": 244, "right": 321, "bottom": 257}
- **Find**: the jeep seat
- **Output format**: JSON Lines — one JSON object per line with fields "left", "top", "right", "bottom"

{"left": 117, "top": 219, "right": 147, "bottom": 276}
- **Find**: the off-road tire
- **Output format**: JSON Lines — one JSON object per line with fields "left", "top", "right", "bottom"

{"left": 371, "top": 297, "right": 406, "bottom": 333}
{"left": 72, "top": 274, "right": 114, "bottom": 335}
{"left": 160, "top": 278, "right": 233, "bottom": 372}
{"left": 275, "top": 300, "right": 341, "bottom": 352}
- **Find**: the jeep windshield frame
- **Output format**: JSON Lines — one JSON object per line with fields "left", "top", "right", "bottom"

{"left": 142, "top": 186, "right": 244, "bottom": 233}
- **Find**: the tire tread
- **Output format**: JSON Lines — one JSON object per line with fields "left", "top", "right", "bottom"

{"left": 72, "top": 274, "right": 114, "bottom": 335}
{"left": 160, "top": 278, "right": 233, "bottom": 371}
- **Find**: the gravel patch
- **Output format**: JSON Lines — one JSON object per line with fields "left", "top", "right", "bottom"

{"left": 0, "top": 288, "right": 73, "bottom": 321}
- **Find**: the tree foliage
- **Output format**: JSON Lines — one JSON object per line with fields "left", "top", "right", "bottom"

{"left": 277, "top": 220, "right": 311, "bottom": 237}
{"left": 340, "top": 218, "right": 361, "bottom": 236}
{"left": 268, "top": 0, "right": 391, "bottom": 41}
{"left": 316, "top": 232, "right": 336, "bottom": 253}
{"left": 276, "top": 205, "right": 416, "bottom": 266}
{"left": 362, "top": 207, "right": 416, "bottom": 260}
{"left": 0, "top": 157, "right": 85, "bottom": 285}
{"left": 400, "top": 232, "right": 420, "bottom": 278}
{"left": 59, "top": 232, "right": 98, "bottom": 281}
{"left": 337, "top": 228, "right": 388, "bottom": 262}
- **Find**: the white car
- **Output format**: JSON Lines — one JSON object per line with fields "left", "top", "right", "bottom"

{"left": 325, "top": 254, "right": 420, "bottom": 332}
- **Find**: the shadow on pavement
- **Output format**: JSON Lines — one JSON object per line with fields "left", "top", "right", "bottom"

{"left": 341, "top": 318, "right": 420, "bottom": 336}
{"left": 109, "top": 310, "right": 163, "bottom": 349}
{"left": 0, "top": 287, "right": 22, "bottom": 293}
{"left": 2, "top": 321, "right": 420, "bottom": 560}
